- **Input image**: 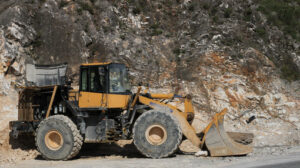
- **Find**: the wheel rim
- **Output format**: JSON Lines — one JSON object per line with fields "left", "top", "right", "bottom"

{"left": 145, "top": 124, "right": 167, "bottom": 145}
{"left": 45, "top": 130, "right": 63, "bottom": 150}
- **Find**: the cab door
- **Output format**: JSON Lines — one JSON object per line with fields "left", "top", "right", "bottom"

{"left": 78, "top": 67, "right": 89, "bottom": 108}
{"left": 78, "top": 66, "right": 107, "bottom": 108}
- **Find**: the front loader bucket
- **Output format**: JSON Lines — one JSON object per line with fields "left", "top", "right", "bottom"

{"left": 202, "top": 109, "right": 253, "bottom": 156}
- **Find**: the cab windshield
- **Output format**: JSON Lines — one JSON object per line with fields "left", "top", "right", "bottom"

{"left": 109, "top": 64, "right": 131, "bottom": 93}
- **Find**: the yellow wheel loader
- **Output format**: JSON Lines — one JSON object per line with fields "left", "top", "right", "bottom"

{"left": 9, "top": 62, "right": 253, "bottom": 160}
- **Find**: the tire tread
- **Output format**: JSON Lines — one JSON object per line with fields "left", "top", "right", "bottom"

{"left": 35, "top": 115, "right": 83, "bottom": 160}
{"left": 133, "top": 110, "right": 182, "bottom": 158}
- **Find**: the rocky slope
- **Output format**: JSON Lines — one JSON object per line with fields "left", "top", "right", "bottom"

{"left": 0, "top": 0, "right": 299, "bottom": 163}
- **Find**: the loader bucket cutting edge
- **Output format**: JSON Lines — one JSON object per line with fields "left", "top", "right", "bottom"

{"left": 202, "top": 109, "right": 253, "bottom": 156}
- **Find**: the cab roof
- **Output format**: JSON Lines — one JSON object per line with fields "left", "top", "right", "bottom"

{"left": 80, "top": 62, "right": 128, "bottom": 67}
{"left": 80, "top": 62, "right": 112, "bottom": 66}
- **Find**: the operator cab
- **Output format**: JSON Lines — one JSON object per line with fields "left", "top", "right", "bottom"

{"left": 78, "top": 62, "right": 131, "bottom": 109}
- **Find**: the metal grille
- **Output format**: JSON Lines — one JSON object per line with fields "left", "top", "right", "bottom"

{"left": 26, "top": 63, "right": 68, "bottom": 86}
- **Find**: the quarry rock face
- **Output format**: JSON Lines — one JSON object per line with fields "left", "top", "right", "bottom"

{"left": 0, "top": 0, "right": 299, "bottom": 153}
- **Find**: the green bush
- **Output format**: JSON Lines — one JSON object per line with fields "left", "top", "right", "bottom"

{"left": 150, "top": 23, "right": 163, "bottom": 36}
{"left": 77, "top": 8, "right": 83, "bottom": 15}
{"left": 120, "top": 34, "right": 126, "bottom": 40}
{"left": 78, "top": 2, "right": 94, "bottom": 15}
{"left": 210, "top": 8, "right": 217, "bottom": 16}
{"left": 212, "top": 16, "right": 219, "bottom": 23}
{"left": 173, "top": 48, "right": 181, "bottom": 55}
{"left": 224, "top": 8, "right": 232, "bottom": 18}
{"left": 150, "top": 23, "right": 159, "bottom": 29}
{"left": 254, "top": 27, "right": 266, "bottom": 37}
{"left": 151, "top": 29, "right": 163, "bottom": 36}
{"left": 280, "top": 61, "right": 300, "bottom": 81}
{"left": 59, "top": 1, "right": 68, "bottom": 8}
{"left": 243, "top": 9, "right": 252, "bottom": 21}
{"left": 132, "top": 7, "right": 141, "bottom": 15}
{"left": 202, "top": 3, "right": 210, "bottom": 10}
{"left": 188, "top": 4, "right": 195, "bottom": 11}
{"left": 173, "top": 48, "right": 185, "bottom": 55}
{"left": 258, "top": 0, "right": 300, "bottom": 41}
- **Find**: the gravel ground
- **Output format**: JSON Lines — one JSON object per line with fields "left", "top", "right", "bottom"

{"left": 1, "top": 142, "right": 300, "bottom": 168}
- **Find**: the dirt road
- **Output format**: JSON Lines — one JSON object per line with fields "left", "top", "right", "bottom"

{"left": 2, "top": 145, "right": 300, "bottom": 168}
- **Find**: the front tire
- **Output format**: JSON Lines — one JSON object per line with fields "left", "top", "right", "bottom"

{"left": 35, "top": 115, "right": 83, "bottom": 160}
{"left": 133, "top": 110, "right": 182, "bottom": 158}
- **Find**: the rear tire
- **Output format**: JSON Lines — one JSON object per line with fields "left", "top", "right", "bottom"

{"left": 133, "top": 110, "right": 182, "bottom": 158}
{"left": 35, "top": 115, "right": 83, "bottom": 160}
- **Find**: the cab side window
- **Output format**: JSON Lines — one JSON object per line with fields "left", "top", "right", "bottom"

{"left": 89, "top": 66, "right": 106, "bottom": 93}
{"left": 109, "top": 64, "right": 130, "bottom": 93}
{"left": 98, "top": 67, "right": 106, "bottom": 92}
{"left": 81, "top": 68, "right": 88, "bottom": 91}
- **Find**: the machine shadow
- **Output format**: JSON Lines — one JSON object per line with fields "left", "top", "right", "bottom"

{"left": 78, "top": 142, "right": 145, "bottom": 159}
{"left": 8, "top": 134, "right": 173, "bottom": 160}
{"left": 35, "top": 142, "right": 146, "bottom": 160}
{"left": 9, "top": 134, "right": 36, "bottom": 150}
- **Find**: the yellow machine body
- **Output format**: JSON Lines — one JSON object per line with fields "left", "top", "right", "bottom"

{"left": 78, "top": 92, "right": 130, "bottom": 109}
{"left": 11, "top": 62, "right": 253, "bottom": 158}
